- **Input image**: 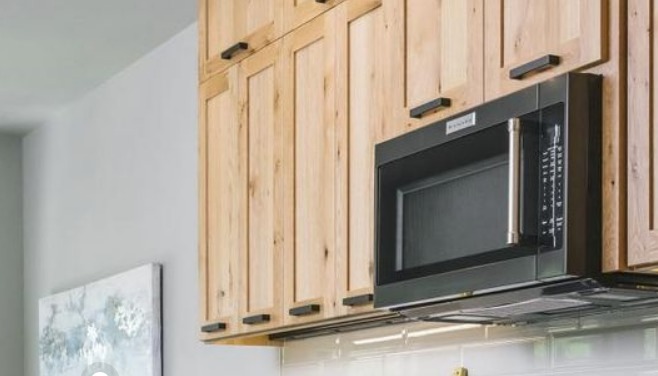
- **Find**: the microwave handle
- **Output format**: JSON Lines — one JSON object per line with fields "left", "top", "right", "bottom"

{"left": 507, "top": 118, "right": 521, "bottom": 245}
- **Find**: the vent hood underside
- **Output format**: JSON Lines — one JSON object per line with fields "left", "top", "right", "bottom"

{"left": 396, "top": 273, "right": 658, "bottom": 325}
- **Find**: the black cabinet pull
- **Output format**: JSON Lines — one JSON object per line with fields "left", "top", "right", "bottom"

{"left": 509, "top": 54, "right": 560, "bottom": 80}
{"left": 315, "top": 0, "right": 328, "bottom": 3}
{"left": 342, "top": 294, "right": 374, "bottom": 307}
{"left": 221, "top": 42, "right": 249, "bottom": 60}
{"left": 289, "top": 304, "right": 321, "bottom": 316}
{"left": 201, "top": 322, "right": 226, "bottom": 333}
{"left": 242, "top": 314, "right": 271, "bottom": 325}
{"left": 409, "top": 97, "right": 451, "bottom": 119}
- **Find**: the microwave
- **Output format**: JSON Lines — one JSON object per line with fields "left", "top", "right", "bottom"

{"left": 374, "top": 73, "right": 658, "bottom": 324}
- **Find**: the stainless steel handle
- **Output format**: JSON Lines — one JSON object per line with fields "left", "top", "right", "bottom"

{"left": 507, "top": 118, "right": 521, "bottom": 245}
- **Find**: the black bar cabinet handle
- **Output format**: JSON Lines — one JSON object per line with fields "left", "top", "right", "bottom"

{"left": 242, "top": 314, "right": 271, "bottom": 325}
{"left": 315, "top": 0, "right": 328, "bottom": 3}
{"left": 342, "top": 294, "right": 374, "bottom": 307}
{"left": 289, "top": 304, "right": 321, "bottom": 316}
{"left": 201, "top": 322, "right": 226, "bottom": 333}
{"left": 509, "top": 54, "right": 560, "bottom": 80}
{"left": 409, "top": 97, "right": 451, "bottom": 119}
{"left": 221, "top": 42, "right": 249, "bottom": 60}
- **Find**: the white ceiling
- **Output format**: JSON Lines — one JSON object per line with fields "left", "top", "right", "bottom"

{"left": 0, "top": 0, "right": 196, "bottom": 134}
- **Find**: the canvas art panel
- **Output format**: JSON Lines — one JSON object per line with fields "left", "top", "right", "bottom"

{"left": 38, "top": 264, "right": 162, "bottom": 376}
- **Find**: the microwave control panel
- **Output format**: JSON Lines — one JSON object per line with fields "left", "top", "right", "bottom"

{"left": 539, "top": 123, "right": 564, "bottom": 250}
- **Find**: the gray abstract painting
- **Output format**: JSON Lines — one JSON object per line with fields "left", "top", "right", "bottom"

{"left": 39, "top": 264, "right": 162, "bottom": 376}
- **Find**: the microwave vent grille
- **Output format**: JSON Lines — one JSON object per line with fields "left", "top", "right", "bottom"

{"left": 457, "top": 298, "right": 592, "bottom": 318}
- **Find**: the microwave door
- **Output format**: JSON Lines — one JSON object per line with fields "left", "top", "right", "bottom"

{"left": 376, "top": 117, "right": 542, "bottom": 290}
{"left": 374, "top": 74, "right": 599, "bottom": 311}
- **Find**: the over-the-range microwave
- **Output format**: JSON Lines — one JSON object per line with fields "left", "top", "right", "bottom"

{"left": 373, "top": 73, "right": 658, "bottom": 325}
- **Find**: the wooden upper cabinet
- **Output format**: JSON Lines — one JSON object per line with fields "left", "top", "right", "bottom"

{"left": 387, "top": 0, "right": 484, "bottom": 130}
{"left": 484, "top": 0, "right": 607, "bottom": 99}
{"left": 199, "top": 42, "right": 289, "bottom": 340}
{"left": 199, "top": 67, "right": 243, "bottom": 339}
{"left": 335, "top": 0, "right": 384, "bottom": 316}
{"left": 199, "top": 0, "right": 283, "bottom": 80}
{"left": 283, "top": 0, "right": 346, "bottom": 33}
{"left": 282, "top": 11, "right": 338, "bottom": 325}
{"left": 627, "top": 0, "right": 658, "bottom": 269}
{"left": 200, "top": 0, "right": 621, "bottom": 341}
{"left": 237, "top": 41, "right": 289, "bottom": 334}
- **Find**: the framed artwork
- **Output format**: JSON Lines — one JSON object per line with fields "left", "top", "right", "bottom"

{"left": 38, "top": 264, "right": 162, "bottom": 376}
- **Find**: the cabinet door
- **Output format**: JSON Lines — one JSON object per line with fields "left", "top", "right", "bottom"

{"left": 628, "top": 0, "right": 658, "bottom": 268}
{"left": 484, "top": 0, "right": 606, "bottom": 99}
{"left": 282, "top": 12, "right": 337, "bottom": 325}
{"left": 388, "top": 0, "right": 484, "bottom": 130}
{"left": 237, "top": 41, "right": 289, "bottom": 333}
{"left": 199, "top": 0, "right": 283, "bottom": 80}
{"left": 199, "top": 67, "right": 244, "bottom": 339}
{"left": 283, "top": 0, "right": 345, "bottom": 33}
{"left": 335, "top": 0, "right": 385, "bottom": 317}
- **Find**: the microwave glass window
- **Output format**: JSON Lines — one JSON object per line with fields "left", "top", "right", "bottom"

{"left": 377, "top": 123, "right": 515, "bottom": 280}
{"left": 397, "top": 154, "right": 508, "bottom": 270}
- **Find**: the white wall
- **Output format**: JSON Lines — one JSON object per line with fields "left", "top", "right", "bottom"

{"left": 22, "top": 23, "right": 280, "bottom": 376}
{"left": 0, "top": 134, "right": 23, "bottom": 376}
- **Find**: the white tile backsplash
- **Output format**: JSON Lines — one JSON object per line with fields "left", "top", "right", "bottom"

{"left": 282, "top": 307, "right": 658, "bottom": 376}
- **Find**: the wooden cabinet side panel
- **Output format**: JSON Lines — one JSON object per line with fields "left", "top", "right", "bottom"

{"left": 627, "top": 0, "right": 658, "bottom": 267}
{"left": 199, "top": 0, "right": 210, "bottom": 81}
{"left": 200, "top": 69, "right": 244, "bottom": 338}
{"left": 591, "top": 0, "right": 625, "bottom": 272}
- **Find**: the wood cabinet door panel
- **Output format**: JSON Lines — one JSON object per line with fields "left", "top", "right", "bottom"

{"left": 387, "top": 0, "right": 484, "bottom": 132}
{"left": 282, "top": 13, "right": 337, "bottom": 325}
{"left": 238, "top": 41, "right": 288, "bottom": 333}
{"left": 628, "top": 0, "right": 658, "bottom": 268}
{"left": 335, "top": 0, "right": 384, "bottom": 316}
{"left": 484, "top": 0, "right": 606, "bottom": 99}
{"left": 199, "top": 67, "right": 244, "bottom": 339}
{"left": 200, "top": 0, "right": 283, "bottom": 80}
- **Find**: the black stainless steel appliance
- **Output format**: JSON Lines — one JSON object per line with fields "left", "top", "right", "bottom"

{"left": 374, "top": 73, "right": 658, "bottom": 324}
